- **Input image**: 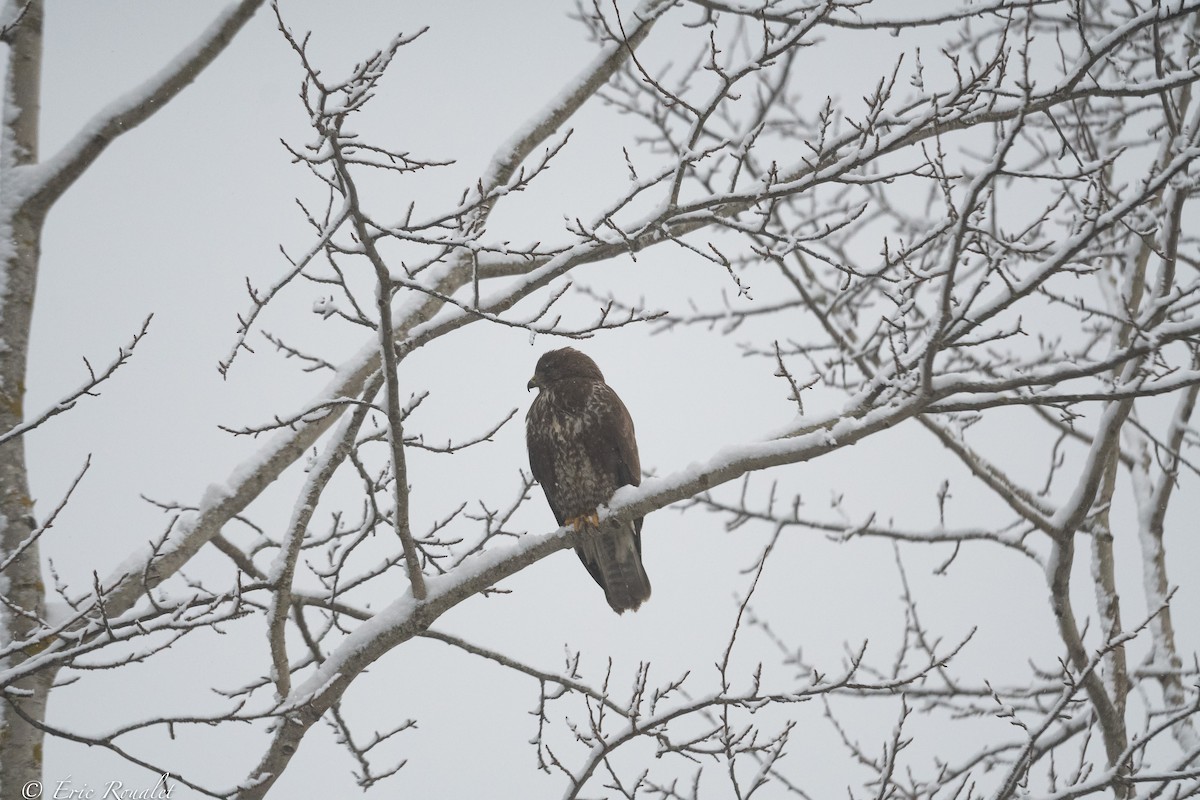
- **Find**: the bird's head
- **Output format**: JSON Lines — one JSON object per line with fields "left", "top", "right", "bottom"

{"left": 527, "top": 347, "right": 605, "bottom": 391}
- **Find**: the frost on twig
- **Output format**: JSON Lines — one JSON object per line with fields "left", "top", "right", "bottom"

{"left": 8, "top": 1, "right": 1200, "bottom": 797}
{"left": 0, "top": 315, "right": 152, "bottom": 445}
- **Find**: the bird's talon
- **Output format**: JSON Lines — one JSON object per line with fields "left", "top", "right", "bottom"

{"left": 565, "top": 511, "right": 601, "bottom": 532}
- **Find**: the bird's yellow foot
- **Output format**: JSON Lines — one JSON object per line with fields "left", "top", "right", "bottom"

{"left": 566, "top": 511, "right": 601, "bottom": 532}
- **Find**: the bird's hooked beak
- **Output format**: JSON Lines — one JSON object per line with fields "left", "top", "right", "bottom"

{"left": 527, "top": 375, "right": 539, "bottom": 392}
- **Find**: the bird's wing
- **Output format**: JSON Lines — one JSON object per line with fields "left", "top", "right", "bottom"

{"left": 594, "top": 383, "right": 641, "bottom": 489}
{"left": 587, "top": 383, "right": 645, "bottom": 554}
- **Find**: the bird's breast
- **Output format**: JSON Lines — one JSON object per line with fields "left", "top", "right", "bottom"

{"left": 538, "top": 403, "right": 615, "bottom": 514}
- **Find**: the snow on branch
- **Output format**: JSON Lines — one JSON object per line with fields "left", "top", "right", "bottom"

{"left": 15, "top": 0, "right": 267, "bottom": 215}
{"left": 0, "top": 315, "right": 152, "bottom": 445}
{"left": 231, "top": 390, "right": 923, "bottom": 797}
{"left": 6, "top": 0, "right": 679, "bottom": 723}
{"left": 14, "top": 1, "right": 1200, "bottom": 796}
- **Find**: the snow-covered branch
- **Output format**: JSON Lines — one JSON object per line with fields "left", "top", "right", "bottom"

{"left": 17, "top": 0, "right": 267, "bottom": 216}
{"left": 10, "top": 0, "right": 1200, "bottom": 795}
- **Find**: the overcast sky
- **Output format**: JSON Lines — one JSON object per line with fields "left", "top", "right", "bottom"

{"left": 8, "top": 2, "right": 1198, "bottom": 797}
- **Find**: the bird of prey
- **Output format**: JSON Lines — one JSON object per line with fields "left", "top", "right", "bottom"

{"left": 525, "top": 347, "right": 651, "bottom": 613}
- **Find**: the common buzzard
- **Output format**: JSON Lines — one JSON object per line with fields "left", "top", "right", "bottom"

{"left": 526, "top": 348, "right": 651, "bottom": 613}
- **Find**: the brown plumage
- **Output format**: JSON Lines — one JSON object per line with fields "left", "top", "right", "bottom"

{"left": 525, "top": 347, "right": 651, "bottom": 613}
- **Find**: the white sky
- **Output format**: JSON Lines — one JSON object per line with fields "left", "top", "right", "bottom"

{"left": 7, "top": 1, "right": 1198, "bottom": 797}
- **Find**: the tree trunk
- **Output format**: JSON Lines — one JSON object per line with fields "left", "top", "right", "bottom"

{"left": 0, "top": 1, "right": 53, "bottom": 794}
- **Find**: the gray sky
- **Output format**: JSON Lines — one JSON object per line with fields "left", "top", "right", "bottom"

{"left": 10, "top": 1, "right": 1198, "bottom": 797}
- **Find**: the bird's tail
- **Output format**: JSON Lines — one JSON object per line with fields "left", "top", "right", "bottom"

{"left": 585, "top": 522, "right": 652, "bottom": 614}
